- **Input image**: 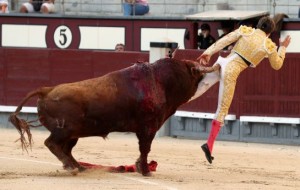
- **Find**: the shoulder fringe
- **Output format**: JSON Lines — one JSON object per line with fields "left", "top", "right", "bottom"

{"left": 264, "top": 38, "right": 277, "bottom": 54}
{"left": 238, "top": 25, "right": 255, "bottom": 36}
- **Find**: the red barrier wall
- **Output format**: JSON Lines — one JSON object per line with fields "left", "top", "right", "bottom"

{"left": 0, "top": 48, "right": 149, "bottom": 105}
{"left": 1, "top": 48, "right": 299, "bottom": 118}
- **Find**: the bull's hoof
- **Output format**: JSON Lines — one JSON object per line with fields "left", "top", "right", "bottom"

{"left": 78, "top": 166, "right": 87, "bottom": 172}
{"left": 63, "top": 164, "right": 76, "bottom": 170}
{"left": 135, "top": 160, "right": 142, "bottom": 173}
{"left": 70, "top": 170, "right": 79, "bottom": 176}
{"left": 63, "top": 163, "right": 84, "bottom": 175}
{"left": 142, "top": 171, "right": 152, "bottom": 177}
{"left": 64, "top": 162, "right": 87, "bottom": 172}
{"left": 135, "top": 160, "right": 151, "bottom": 176}
{"left": 65, "top": 167, "right": 79, "bottom": 176}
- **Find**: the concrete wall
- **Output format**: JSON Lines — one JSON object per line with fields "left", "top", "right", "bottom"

{"left": 0, "top": 112, "right": 38, "bottom": 129}
{"left": 2, "top": 112, "right": 299, "bottom": 145}
{"left": 168, "top": 116, "right": 300, "bottom": 145}
{"left": 9, "top": 0, "right": 300, "bottom": 18}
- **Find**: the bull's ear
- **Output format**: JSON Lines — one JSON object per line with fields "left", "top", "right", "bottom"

{"left": 191, "top": 67, "right": 201, "bottom": 77}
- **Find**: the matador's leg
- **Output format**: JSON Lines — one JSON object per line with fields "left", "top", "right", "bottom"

{"left": 215, "top": 60, "right": 245, "bottom": 123}
{"left": 189, "top": 57, "right": 223, "bottom": 101}
{"left": 189, "top": 66, "right": 220, "bottom": 101}
{"left": 202, "top": 56, "right": 247, "bottom": 164}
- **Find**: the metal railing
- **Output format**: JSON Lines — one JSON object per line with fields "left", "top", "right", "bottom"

{"left": 9, "top": 0, "right": 300, "bottom": 18}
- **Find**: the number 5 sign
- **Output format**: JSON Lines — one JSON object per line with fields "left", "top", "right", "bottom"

{"left": 54, "top": 25, "right": 72, "bottom": 49}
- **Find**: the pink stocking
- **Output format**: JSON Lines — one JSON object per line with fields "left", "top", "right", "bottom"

{"left": 207, "top": 119, "right": 221, "bottom": 153}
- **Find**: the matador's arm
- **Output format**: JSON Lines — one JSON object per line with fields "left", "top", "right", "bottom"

{"left": 203, "top": 29, "right": 241, "bottom": 56}
{"left": 197, "top": 64, "right": 221, "bottom": 73}
{"left": 268, "top": 46, "right": 286, "bottom": 70}
{"left": 266, "top": 35, "right": 291, "bottom": 70}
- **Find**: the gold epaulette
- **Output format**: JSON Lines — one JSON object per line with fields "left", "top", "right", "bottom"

{"left": 264, "top": 38, "right": 277, "bottom": 54}
{"left": 238, "top": 25, "right": 255, "bottom": 36}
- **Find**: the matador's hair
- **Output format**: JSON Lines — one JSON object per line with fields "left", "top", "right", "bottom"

{"left": 256, "top": 16, "right": 275, "bottom": 34}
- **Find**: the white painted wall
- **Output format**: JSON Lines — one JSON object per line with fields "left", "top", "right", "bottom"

{"left": 2, "top": 24, "right": 47, "bottom": 48}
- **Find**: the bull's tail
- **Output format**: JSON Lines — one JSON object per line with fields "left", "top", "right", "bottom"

{"left": 9, "top": 87, "right": 53, "bottom": 152}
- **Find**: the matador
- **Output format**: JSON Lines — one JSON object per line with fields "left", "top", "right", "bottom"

{"left": 191, "top": 16, "right": 291, "bottom": 164}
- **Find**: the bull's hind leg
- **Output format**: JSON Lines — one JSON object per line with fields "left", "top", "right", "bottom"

{"left": 136, "top": 129, "right": 156, "bottom": 176}
{"left": 44, "top": 133, "right": 78, "bottom": 172}
{"left": 62, "top": 139, "right": 86, "bottom": 172}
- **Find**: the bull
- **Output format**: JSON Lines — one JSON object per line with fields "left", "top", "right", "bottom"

{"left": 9, "top": 58, "right": 208, "bottom": 176}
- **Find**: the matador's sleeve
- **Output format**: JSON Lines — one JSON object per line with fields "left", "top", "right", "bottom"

{"left": 266, "top": 38, "right": 286, "bottom": 70}
{"left": 203, "top": 28, "right": 241, "bottom": 56}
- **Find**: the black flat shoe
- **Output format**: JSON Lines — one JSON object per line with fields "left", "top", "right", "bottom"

{"left": 201, "top": 143, "right": 214, "bottom": 164}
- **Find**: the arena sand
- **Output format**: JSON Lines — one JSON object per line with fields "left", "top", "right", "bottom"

{"left": 0, "top": 127, "right": 300, "bottom": 190}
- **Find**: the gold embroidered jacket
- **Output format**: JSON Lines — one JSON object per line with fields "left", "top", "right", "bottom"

{"left": 204, "top": 25, "right": 286, "bottom": 70}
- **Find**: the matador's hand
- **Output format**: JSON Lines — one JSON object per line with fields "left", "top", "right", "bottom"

{"left": 280, "top": 35, "right": 291, "bottom": 48}
{"left": 196, "top": 54, "right": 211, "bottom": 65}
{"left": 197, "top": 64, "right": 220, "bottom": 73}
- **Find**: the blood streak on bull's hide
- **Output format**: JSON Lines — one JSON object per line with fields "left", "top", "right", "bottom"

{"left": 131, "top": 64, "right": 165, "bottom": 113}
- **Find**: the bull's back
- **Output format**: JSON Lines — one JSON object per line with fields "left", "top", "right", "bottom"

{"left": 37, "top": 63, "right": 166, "bottom": 134}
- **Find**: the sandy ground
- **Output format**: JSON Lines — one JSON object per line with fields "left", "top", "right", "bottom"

{"left": 0, "top": 127, "right": 300, "bottom": 190}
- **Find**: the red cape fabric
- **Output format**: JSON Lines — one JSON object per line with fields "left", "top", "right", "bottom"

{"left": 77, "top": 160, "right": 158, "bottom": 173}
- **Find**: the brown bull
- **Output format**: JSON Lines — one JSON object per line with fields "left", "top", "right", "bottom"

{"left": 9, "top": 58, "right": 207, "bottom": 176}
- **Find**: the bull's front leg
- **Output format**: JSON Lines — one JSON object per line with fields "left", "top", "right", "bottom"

{"left": 136, "top": 129, "right": 156, "bottom": 176}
